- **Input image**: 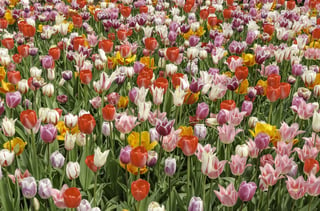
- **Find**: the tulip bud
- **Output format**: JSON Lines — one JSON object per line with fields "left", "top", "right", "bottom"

{"left": 196, "top": 102, "right": 209, "bottom": 120}
{"left": 314, "top": 85, "right": 320, "bottom": 98}
{"left": 194, "top": 124, "right": 207, "bottom": 140}
{"left": 1, "top": 117, "right": 16, "bottom": 137}
{"left": 312, "top": 111, "right": 320, "bottom": 133}
{"left": 65, "top": 131, "right": 76, "bottom": 151}
{"left": 32, "top": 197, "right": 40, "bottom": 211}
{"left": 76, "top": 133, "right": 86, "bottom": 146}
{"left": 148, "top": 202, "right": 165, "bottom": 211}
{"left": 17, "top": 79, "right": 29, "bottom": 94}
{"left": 77, "top": 199, "right": 91, "bottom": 211}
{"left": 50, "top": 150, "right": 65, "bottom": 168}
{"left": 21, "top": 177, "right": 37, "bottom": 199}
{"left": 164, "top": 157, "right": 176, "bottom": 176}
{"left": 94, "top": 147, "right": 109, "bottom": 168}
{"left": 64, "top": 113, "right": 78, "bottom": 129}
{"left": 40, "top": 124, "right": 57, "bottom": 143}
{"left": 254, "top": 133, "right": 270, "bottom": 150}
{"left": 102, "top": 122, "right": 113, "bottom": 136}
{"left": 188, "top": 196, "right": 203, "bottom": 211}
{"left": 147, "top": 151, "right": 158, "bottom": 167}
{"left": 235, "top": 144, "right": 249, "bottom": 157}
{"left": 38, "top": 178, "right": 52, "bottom": 199}
{"left": 62, "top": 70, "right": 73, "bottom": 81}
{"left": 0, "top": 149, "right": 15, "bottom": 167}
{"left": 120, "top": 146, "right": 131, "bottom": 164}
{"left": 42, "top": 83, "right": 54, "bottom": 97}
{"left": 248, "top": 117, "right": 258, "bottom": 128}
{"left": 66, "top": 161, "right": 80, "bottom": 180}
{"left": 238, "top": 181, "right": 257, "bottom": 202}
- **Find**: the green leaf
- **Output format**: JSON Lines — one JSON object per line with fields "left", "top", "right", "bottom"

{"left": 79, "top": 150, "right": 94, "bottom": 190}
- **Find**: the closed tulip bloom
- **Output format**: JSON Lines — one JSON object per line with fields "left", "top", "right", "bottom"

{"left": 138, "top": 101, "right": 152, "bottom": 122}
{"left": 266, "top": 86, "right": 280, "bottom": 102}
{"left": 102, "top": 104, "right": 116, "bottom": 121}
{"left": 217, "top": 109, "right": 229, "bottom": 125}
{"left": 50, "top": 150, "right": 65, "bottom": 168}
{"left": 120, "top": 146, "right": 132, "bottom": 164}
{"left": 63, "top": 187, "right": 82, "bottom": 208}
{"left": 131, "top": 179, "right": 150, "bottom": 201}
{"left": 188, "top": 196, "right": 203, "bottom": 211}
{"left": 162, "top": 129, "right": 181, "bottom": 152}
{"left": 196, "top": 102, "right": 209, "bottom": 120}
{"left": 78, "top": 114, "right": 96, "bottom": 134}
{"left": 102, "top": 122, "right": 112, "bottom": 136}
{"left": 1, "top": 117, "right": 16, "bottom": 137}
{"left": 178, "top": 136, "right": 199, "bottom": 156}
{"left": 66, "top": 161, "right": 80, "bottom": 180}
{"left": 235, "top": 144, "right": 249, "bottom": 157}
{"left": 21, "top": 177, "right": 37, "bottom": 199}
{"left": 194, "top": 124, "right": 207, "bottom": 140}
{"left": 146, "top": 151, "right": 158, "bottom": 167}
{"left": 148, "top": 202, "right": 165, "bottom": 211}
{"left": 254, "top": 133, "right": 270, "bottom": 150}
{"left": 41, "top": 55, "right": 54, "bottom": 69}
{"left": 0, "top": 149, "right": 15, "bottom": 167}
{"left": 214, "top": 183, "right": 238, "bottom": 207}
{"left": 6, "top": 91, "right": 22, "bottom": 108}
{"left": 312, "top": 111, "right": 320, "bottom": 133}
{"left": 238, "top": 181, "right": 257, "bottom": 202}
{"left": 286, "top": 176, "right": 307, "bottom": 200}
{"left": 40, "top": 124, "right": 57, "bottom": 143}
{"left": 65, "top": 132, "right": 76, "bottom": 151}
{"left": 307, "top": 174, "right": 320, "bottom": 196}
{"left": 164, "top": 157, "right": 176, "bottom": 176}
{"left": 79, "top": 70, "right": 92, "bottom": 85}
{"left": 94, "top": 147, "right": 110, "bottom": 168}
{"left": 38, "top": 178, "right": 52, "bottom": 199}
{"left": 304, "top": 158, "right": 319, "bottom": 176}
{"left": 64, "top": 113, "right": 78, "bottom": 129}
{"left": 20, "top": 110, "right": 37, "bottom": 129}
{"left": 241, "top": 100, "right": 253, "bottom": 116}
{"left": 150, "top": 85, "right": 164, "bottom": 105}
{"left": 130, "top": 146, "right": 148, "bottom": 168}
{"left": 218, "top": 124, "right": 243, "bottom": 144}
{"left": 230, "top": 155, "right": 251, "bottom": 176}
{"left": 156, "top": 119, "right": 175, "bottom": 136}
{"left": 77, "top": 199, "right": 91, "bottom": 211}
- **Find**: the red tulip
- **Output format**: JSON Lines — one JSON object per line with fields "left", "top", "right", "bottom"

{"left": 48, "top": 47, "right": 61, "bottom": 60}
{"left": 72, "top": 14, "right": 83, "bottom": 28}
{"left": 79, "top": 70, "right": 92, "bottom": 84}
{"left": 85, "top": 155, "right": 98, "bottom": 172}
{"left": 73, "top": 37, "right": 85, "bottom": 51}
{"left": 166, "top": 47, "right": 179, "bottom": 63}
{"left": 278, "top": 0, "right": 285, "bottom": 5}
{"left": 130, "top": 146, "right": 148, "bottom": 168}
{"left": 120, "top": 6, "right": 131, "bottom": 18}
{"left": 220, "top": 100, "right": 236, "bottom": 111}
{"left": 78, "top": 114, "right": 96, "bottom": 134}
{"left": 171, "top": 73, "right": 184, "bottom": 88}
{"left": 312, "top": 28, "right": 320, "bottom": 40}
{"left": 7, "top": 71, "right": 21, "bottom": 85}
{"left": 183, "top": 4, "right": 193, "bottom": 13}
{"left": 63, "top": 188, "right": 82, "bottom": 208}
{"left": 178, "top": 136, "right": 199, "bottom": 156}
{"left": 235, "top": 66, "right": 249, "bottom": 81}
{"left": 227, "top": 0, "right": 234, "bottom": 5}
{"left": 223, "top": 9, "right": 232, "bottom": 19}
{"left": 153, "top": 77, "right": 168, "bottom": 93}
{"left": 267, "top": 74, "right": 281, "bottom": 88}
{"left": 263, "top": 24, "right": 275, "bottom": 36}
{"left": 117, "top": 29, "right": 127, "bottom": 41}
{"left": 304, "top": 158, "right": 319, "bottom": 175}
{"left": 22, "top": 24, "right": 36, "bottom": 38}
{"left": 145, "top": 37, "right": 158, "bottom": 51}
{"left": 208, "top": 6, "right": 216, "bottom": 14}
{"left": 287, "top": 0, "right": 296, "bottom": 10}
{"left": 18, "top": 45, "right": 30, "bottom": 57}
{"left": 0, "top": 18, "right": 8, "bottom": 29}
{"left": 119, "top": 44, "right": 131, "bottom": 58}
{"left": 20, "top": 110, "right": 37, "bottom": 129}
{"left": 1, "top": 38, "right": 14, "bottom": 50}
{"left": 131, "top": 179, "right": 150, "bottom": 201}
{"left": 279, "top": 82, "right": 291, "bottom": 99}
{"left": 102, "top": 104, "right": 116, "bottom": 121}
{"left": 76, "top": 0, "right": 86, "bottom": 8}
{"left": 200, "top": 9, "right": 209, "bottom": 20}
{"left": 12, "top": 54, "right": 22, "bottom": 64}
{"left": 139, "top": 5, "right": 148, "bottom": 13}
{"left": 208, "top": 16, "right": 218, "bottom": 27}
{"left": 108, "top": 33, "right": 116, "bottom": 41}
{"left": 18, "top": 20, "right": 27, "bottom": 32}
{"left": 266, "top": 86, "right": 280, "bottom": 102}
{"left": 98, "top": 40, "right": 113, "bottom": 54}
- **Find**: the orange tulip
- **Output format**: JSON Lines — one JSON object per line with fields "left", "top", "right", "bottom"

{"left": 166, "top": 47, "right": 180, "bottom": 63}
{"left": 279, "top": 82, "right": 291, "bottom": 99}
{"left": 131, "top": 179, "right": 150, "bottom": 201}
{"left": 79, "top": 70, "right": 92, "bottom": 84}
{"left": 1, "top": 38, "right": 14, "bottom": 50}
{"left": 98, "top": 39, "right": 113, "bottom": 54}
{"left": 266, "top": 86, "right": 280, "bottom": 102}
{"left": 48, "top": 47, "right": 61, "bottom": 60}
{"left": 220, "top": 100, "right": 236, "bottom": 111}
{"left": 20, "top": 110, "right": 37, "bottom": 130}
{"left": 130, "top": 146, "right": 148, "bottom": 168}
{"left": 78, "top": 114, "right": 96, "bottom": 134}
{"left": 7, "top": 71, "right": 21, "bottom": 85}
{"left": 72, "top": 14, "right": 83, "bottom": 28}
{"left": 178, "top": 136, "right": 199, "bottom": 156}
{"left": 0, "top": 18, "right": 8, "bottom": 29}
{"left": 102, "top": 104, "right": 116, "bottom": 121}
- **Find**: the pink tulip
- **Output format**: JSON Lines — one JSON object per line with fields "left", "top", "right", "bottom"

{"left": 274, "top": 154, "right": 294, "bottom": 175}
{"left": 279, "top": 122, "right": 304, "bottom": 143}
{"left": 201, "top": 151, "right": 227, "bottom": 179}
{"left": 291, "top": 100, "right": 318, "bottom": 120}
{"left": 260, "top": 154, "right": 274, "bottom": 167}
{"left": 303, "top": 133, "right": 320, "bottom": 151}
{"left": 294, "top": 144, "right": 319, "bottom": 162}
{"left": 227, "top": 108, "right": 247, "bottom": 126}
{"left": 229, "top": 155, "right": 251, "bottom": 176}
{"left": 286, "top": 176, "right": 307, "bottom": 200}
{"left": 8, "top": 169, "right": 31, "bottom": 185}
{"left": 238, "top": 181, "right": 257, "bottom": 202}
{"left": 195, "top": 144, "right": 216, "bottom": 161}
{"left": 162, "top": 129, "right": 181, "bottom": 152}
{"left": 214, "top": 183, "right": 238, "bottom": 207}
{"left": 259, "top": 163, "right": 283, "bottom": 188}
{"left": 307, "top": 174, "right": 320, "bottom": 196}
{"left": 246, "top": 139, "right": 259, "bottom": 158}
{"left": 115, "top": 113, "right": 137, "bottom": 134}
{"left": 217, "top": 124, "right": 243, "bottom": 144}
{"left": 50, "top": 184, "right": 69, "bottom": 209}
{"left": 274, "top": 141, "right": 293, "bottom": 156}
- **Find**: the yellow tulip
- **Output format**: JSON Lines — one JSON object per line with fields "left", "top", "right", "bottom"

{"left": 127, "top": 131, "right": 157, "bottom": 151}
{"left": 3, "top": 137, "right": 27, "bottom": 155}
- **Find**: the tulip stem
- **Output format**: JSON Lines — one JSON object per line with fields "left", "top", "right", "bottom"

{"left": 93, "top": 170, "right": 98, "bottom": 207}
{"left": 308, "top": 196, "right": 313, "bottom": 211}
{"left": 47, "top": 143, "right": 51, "bottom": 178}
{"left": 31, "top": 131, "right": 39, "bottom": 179}
{"left": 267, "top": 187, "right": 271, "bottom": 210}
{"left": 202, "top": 174, "right": 206, "bottom": 206}
{"left": 268, "top": 102, "right": 273, "bottom": 124}
{"left": 187, "top": 156, "right": 191, "bottom": 201}
{"left": 169, "top": 177, "right": 172, "bottom": 210}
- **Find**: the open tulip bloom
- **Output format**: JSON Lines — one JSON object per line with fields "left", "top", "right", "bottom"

{"left": 1, "top": 0, "right": 320, "bottom": 210}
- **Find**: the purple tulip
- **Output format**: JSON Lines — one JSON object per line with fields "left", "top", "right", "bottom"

{"left": 0, "top": 100, "right": 4, "bottom": 116}
{"left": 292, "top": 64, "right": 304, "bottom": 76}
{"left": 227, "top": 77, "right": 239, "bottom": 91}
{"left": 194, "top": 124, "right": 207, "bottom": 140}
{"left": 119, "top": 146, "right": 131, "bottom": 164}
{"left": 41, "top": 55, "right": 54, "bottom": 69}
{"left": 21, "top": 177, "right": 37, "bottom": 199}
{"left": 188, "top": 196, "right": 203, "bottom": 211}
{"left": 168, "top": 31, "right": 178, "bottom": 43}
{"left": 238, "top": 181, "right": 257, "bottom": 201}
{"left": 77, "top": 199, "right": 91, "bottom": 211}
{"left": 241, "top": 100, "right": 253, "bottom": 116}
{"left": 190, "top": 79, "right": 204, "bottom": 93}
{"left": 156, "top": 119, "right": 175, "bottom": 136}
{"left": 38, "top": 178, "right": 52, "bottom": 199}
{"left": 6, "top": 91, "right": 22, "bottom": 108}
{"left": 246, "top": 31, "right": 257, "bottom": 45}
{"left": 133, "top": 61, "right": 145, "bottom": 74}
{"left": 129, "top": 87, "right": 138, "bottom": 103}
{"left": 40, "top": 124, "right": 57, "bottom": 143}
{"left": 189, "top": 35, "right": 200, "bottom": 47}
{"left": 254, "top": 133, "right": 270, "bottom": 150}
{"left": 50, "top": 150, "right": 65, "bottom": 168}
{"left": 164, "top": 157, "right": 176, "bottom": 177}
{"left": 217, "top": 109, "right": 229, "bottom": 125}
{"left": 196, "top": 102, "right": 209, "bottom": 120}
{"left": 147, "top": 151, "right": 158, "bottom": 167}
{"left": 62, "top": 70, "right": 73, "bottom": 80}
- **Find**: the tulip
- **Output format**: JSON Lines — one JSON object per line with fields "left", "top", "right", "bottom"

{"left": 66, "top": 162, "right": 80, "bottom": 180}
{"left": 102, "top": 104, "right": 116, "bottom": 121}
{"left": 65, "top": 132, "right": 76, "bottom": 151}
{"left": 150, "top": 85, "right": 164, "bottom": 105}
{"left": 78, "top": 114, "right": 96, "bottom": 134}
{"left": 194, "top": 124, "right": 207, "bottom": 140}
{"left": 50, "top": 150, "right": 65, "bottom": 168}
{"left": 0, "top": 149, "right": 15, "bottom": 167}
{"left": 85, "top": 155, "right": 98, "bottom": 172}
{"left": 166, "top": 47, "right": 179, "bottom": 63}
{"left": 201, "top": 151, "right": 227, "bottom": 179}
{"left": 130, "top": 146, "right": 148, "bottom": 168}
{"left": 20, "top": 109, "right": 37, "bottom": 130}
{"left": 120, "top": 146, "right": 132, "bottom": 164}
{"left": 196, "top": 102, "right": 209, "bottom": 120}
{"left": 214, "top": 183, "right": 238, "bottom": 207}
{"left": 229, "top": 155, "right": 251, "bottom": 176}
{"left": 38, "top": 178, "right": 52, "bottom": 199}
{"left": 217, "top": 124, "right": 243, "bottom": 144}
{"left": 241, "top": 100, "right": 253, "bottom": 116}
{"left": 220, "top": 100, "right": 236, "bottom": 111}
{"left": 178, "top": 136, "right": 199, "bottom": 156}
{"left": 94, "top": 147, "right": 110, "bottom": 168}
{"left": 307, "top": 174, "right": 320, "bottom": 196}
{"left": 42, "top": 83, "right": 54, "bottom": 97}
{"left": 259, "top": 163, "right": 283, "bottom": 188}
{"left": 63, "top": 187, "right": 82, "bottom": 208}
{"left": 79, "top": 70, "right": 92, "bottom": 85}
{"left": 286, "top": 176, "right": 306, "bottom": 200}
{"left": 1, "top": 117, "right": 16, "bottom": 137}
{"left": 21, "top": 177, "right": 37, "bottom": 199}
{"left": 131, "top": 179, "right": 150, "bottom": 201}
{"left": 6, "top": 91, "right": 22, "bottom": 108}
{"left": 304, "top": 158, "right": 319, "bottom": 176}
{"left": 115, "top": 113, "right": 137, "bottom": 134}
{"left": 145, "top": 37, "right": 158, "bottom": 51}
{"left": 146, "top": 151, "right": 158, "bottom": 167}
{"left": 164, "top": 157, "right": 176, "bottom": 176}
{"left": 312, "top": 111, "right": 320, "bottom": 133}
{"left": 188, "top": 196, "right": 203, "bottom": 211}
{"left": 77, "top": 199, "right": 91, "bottom": 211}
{"left": 102, "top": 122, "right": 112, "bottom": 136}
{"left": 64, "top": 113, "right": 78, "bottom": 129}
{"left": 99, "top": 40, "right": 113, "bottom": 54}
{"left": 148, "top": 202, "right": 165, "bottom": 211}
{"left": 40, "top": 124, "right": 57, "bottom": 143}
{"left": 138, "top": 101, "right": 152, "bottom": 122}
{"left": 266, "top": 86, "right": 280, "bottom": 102}
{"left": 254, "top": 133, "right": 270, "bottom": 150}
{"left": 238, "top": 182, "right": 257, "bottom": 202}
